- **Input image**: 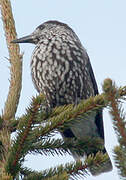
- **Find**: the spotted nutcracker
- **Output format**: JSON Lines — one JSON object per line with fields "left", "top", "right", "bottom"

{"left": 12, "top": 20, "right": 112, "bottom": 175}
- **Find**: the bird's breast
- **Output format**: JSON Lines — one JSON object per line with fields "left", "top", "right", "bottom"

{"left": 30, "top": 39, "right": 95, "bottom": 106}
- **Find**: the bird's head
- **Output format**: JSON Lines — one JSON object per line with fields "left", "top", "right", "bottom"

{"left": 11, "top": 20, "right": 74, "bottom": 45}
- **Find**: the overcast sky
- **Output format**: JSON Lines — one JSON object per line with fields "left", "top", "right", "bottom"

{"left": 0, "top": 1, "right": 126, "bottom": 180}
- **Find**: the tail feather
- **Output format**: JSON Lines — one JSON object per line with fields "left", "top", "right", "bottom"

{"left": 61, "top": 110, "right": 113, "bottom": 176}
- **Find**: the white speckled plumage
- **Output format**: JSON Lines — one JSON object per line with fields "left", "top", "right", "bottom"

{"left": 12, "top": 20, "right": 112, "bottom": 175}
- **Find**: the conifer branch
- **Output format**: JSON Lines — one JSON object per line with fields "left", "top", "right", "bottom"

{"left": 0, "top": 1, "right": 22, "bottom": 177}
{"left": 5, "top": 96, "right": 43, "bottom": 177}
{"left": 18, "top": 86, "right": 126, "bottom": 146}
{"left": 28, "top": 137, "right": 104, "bottom": 157}
{"left": 28, "top": 138, "right": 70, "bottom": 156}
{"left": 29, "top": 97, "right": 105, "bottom": 141}
{"left": 8, "top": 84, "right": 126, "bottom": 133}
{"left": 119, "top": 86, "right": 126, "bottom": 97}
{"left": 25, "top": 84, "right": 126, "bottom": 127}
{"left": 20, "top": 152, "right": 108, "bottom": 180}
{"left": 21, "top": 167, "right": 69, "bottom": 180}
{"left": 8, "top": 119, "right": 19, "bottom": 132}
{"left": 21, "top": 161, "right": 88, "bottom": 180}
{"left": 0, "top": 0, "right": 22, "bottom": 120}
{"left": 1, "top": 77, "right": 126, "bottom": 178}
{"left": 51, "top": 94, "right": 106, "bottom": 118}
{"left": 17, "top": 94, "right": 47, "bottom": 129}
{"left": 103, "top": 78, "right": 126, "bottom": 146}
{"left": 114, "top": 146, "right": 126, "bottom": 178}
{"left": 45, "top": 172, "right": 69, "bottom": 180}
{"left": 103, "top": 78, "right": 126, "bottom": 178}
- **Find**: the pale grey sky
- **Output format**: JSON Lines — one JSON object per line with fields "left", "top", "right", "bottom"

{"left": 0, "top": 1, "right": 126, "bottom": 179}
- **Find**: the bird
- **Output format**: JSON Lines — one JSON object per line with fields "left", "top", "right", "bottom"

{"left": 12, "top": 20, "right": 112, "bottom": 175}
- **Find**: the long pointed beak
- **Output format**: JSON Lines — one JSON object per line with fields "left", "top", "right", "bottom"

{"left": 11, "top": 35, "right": 34, "bottom": 44}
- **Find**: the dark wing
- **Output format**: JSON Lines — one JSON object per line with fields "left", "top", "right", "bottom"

{"left": 87, "top": 56, "right": 104, "bottom": 140}
{"left": 87, "top": 56, "right": 99, "bottom": 95}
